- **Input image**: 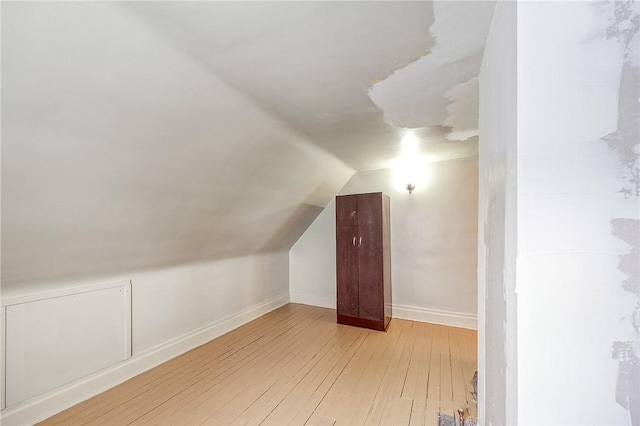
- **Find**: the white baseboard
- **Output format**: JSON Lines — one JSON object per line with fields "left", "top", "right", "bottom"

{"left": 290, "top": 293, "right": 477, "bottom": 330}
{"left": 392, "top": 304, "right": 477, "bottom": 330}
{"left": 289, "top": 292, "right": 336, "bottom": 309}
{"left": 0, "top": 292, "right": 289, "bottom": 426}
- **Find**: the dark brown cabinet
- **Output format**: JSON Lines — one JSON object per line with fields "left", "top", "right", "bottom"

{"left": 335, "top": 192, "right": 391, "bottom": 331}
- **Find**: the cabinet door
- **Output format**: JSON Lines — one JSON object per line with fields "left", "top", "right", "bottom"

{"left": 357, "top": 193, "right": 383, "bottom": 321}
{"left": 336, "top": 195, "right": 359, "bottom": 318}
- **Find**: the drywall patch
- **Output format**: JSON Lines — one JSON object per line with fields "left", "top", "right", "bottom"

{"left": 611, "top": 219, "right": 640, "bottom": 425}
{"left": 443, "top": 77, "right": 479, "bottom": 141}
{"left": 602, "top": 0, "right": 640, "bottom": 197}
{"left": 612, "top": 219, "right": 640, "bottom": 299}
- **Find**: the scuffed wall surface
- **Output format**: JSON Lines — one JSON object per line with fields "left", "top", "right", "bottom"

{"left": 290, "top": 158, "right": 478, "bottom": 320}
{"left": 477, "top": 1, "right": 517, "bottom": 424}
{"left": 517, "top": 1, "right": 639, "bottom": 424}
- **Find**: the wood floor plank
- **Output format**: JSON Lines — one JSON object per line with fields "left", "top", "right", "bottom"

{"left": 305, "top": 326, "right": 386, "bottom": 425}
{"left": 45, "top": 304, "right": 303, "bottom": 426}
{"left": 91, "top": 306, "right": 321, "bottom": 425}
{"left": 252, "top": 327, "right": 362, "bottom": 425}
{"left": 140, "top": 308, "right": 332, "bottom": 426}
{"left": 379, "top": 321, "right": 417, "bottom": 426}
{"left": 450, "top": 327, "right": 470, "bottom": 422}
{"left": 334, "top": 321, "right": 405, "bottom": 425}
{"left": 194, "top": 308, "right": 337, "bottom": 425}
{"left": 423, "top": 324, "right": 443, "bottom": 426}
{"left": 287, "top": 329, "right": 368, "bottom": 425}
{"left": 38, "top": 304, "right": 477, "bottom": 426}
{"left": 438, "top": 326, "right": 455, "bottom": 422}
{"left": 408, "top": 323, "right": 436, "bottom": 426}
{"left": 202, "top": 310, "right": 339, "bottom": 425}
{"left": 363, "top": 320, "right": 413, "bottom": 425}
{"left": 401, "top": 321, "right": 426, "bottom": 401}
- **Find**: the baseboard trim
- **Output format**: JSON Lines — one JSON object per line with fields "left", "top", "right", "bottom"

{"left": 289, "top": 292, "right": 335, "bottom": 309}
{"left": 392, "top": 304, "right": 477, "bottom": 330}
{"left": 0, "top": 292, "right": 289, "bottom": 426}
{"left": 290, "top": 293, "right": 476, "bottom": 330}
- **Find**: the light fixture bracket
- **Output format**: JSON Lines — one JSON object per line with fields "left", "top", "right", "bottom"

{"left": 406, "top": 183, "right": 415, "bottom": 194}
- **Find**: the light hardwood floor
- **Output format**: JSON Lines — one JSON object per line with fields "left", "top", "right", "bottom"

{"left": 41, "top": 304, "right": 477, "bottom": 426}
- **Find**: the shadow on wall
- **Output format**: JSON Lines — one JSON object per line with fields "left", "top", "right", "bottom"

{"left": 258, "top": 203, "right": 325, "bottom": 252}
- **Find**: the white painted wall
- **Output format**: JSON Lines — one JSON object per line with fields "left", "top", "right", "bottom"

{"left": 2, "top": 2, "right": 353, "bottom": 291}
{"left": 516, "top": 2, "right": 639, "bottom": 425}
{"left": 290, "top": 158, "right": 479, "bottom": 329}
{"left": 477, "top": 1, "right": 517, "bottom": 425}
{"left": 1, "top": 251, "right": 290, "bottom": 425}
{"left": 131, "top": 252, "right": 289, "bottom": 353}
{"left": 289, "top": 200, "right": 338, "bottom": 309}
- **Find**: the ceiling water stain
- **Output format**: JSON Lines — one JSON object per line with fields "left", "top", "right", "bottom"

{"left": 367, "top": 1, "right": 495, "bottom": 130}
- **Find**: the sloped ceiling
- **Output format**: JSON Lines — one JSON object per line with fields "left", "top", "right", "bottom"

{"left": 1, "top": 1, "right": 495, "bottom": 290}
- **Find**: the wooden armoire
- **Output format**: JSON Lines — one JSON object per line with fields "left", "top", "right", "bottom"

{"left": 335, "top": 192, "right": 391, "bottom": 331}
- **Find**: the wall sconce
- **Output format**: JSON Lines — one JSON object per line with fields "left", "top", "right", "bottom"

{"left": 406, "top": 183, "right": 415, "bottom": 194}
{"left": 393, "top": 130, "right": 428, "bottom": 194}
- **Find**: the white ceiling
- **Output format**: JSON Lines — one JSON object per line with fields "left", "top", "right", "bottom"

{"left": 122, "top": 1, "right": 495, "bottom": 170}
{"left": 1, "top": 1, "right": 495, "bottom": 289}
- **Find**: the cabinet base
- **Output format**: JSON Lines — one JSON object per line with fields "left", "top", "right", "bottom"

{"left": 337, "top": 314, "right": 390, "bottom": 331}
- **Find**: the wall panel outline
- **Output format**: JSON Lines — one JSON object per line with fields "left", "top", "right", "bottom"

{"left": 1, "top": 280, "right": 132, "bottom": 409}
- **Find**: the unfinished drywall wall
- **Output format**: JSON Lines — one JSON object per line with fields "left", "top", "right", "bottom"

{"left": 477, "top": 2, "right": 517, "bottom": 424}
{"left": 516, "top": 1, "right": 639, "bottom": 424}
{"left": 290, "top": 158, "right": 478, "bottom": 328}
